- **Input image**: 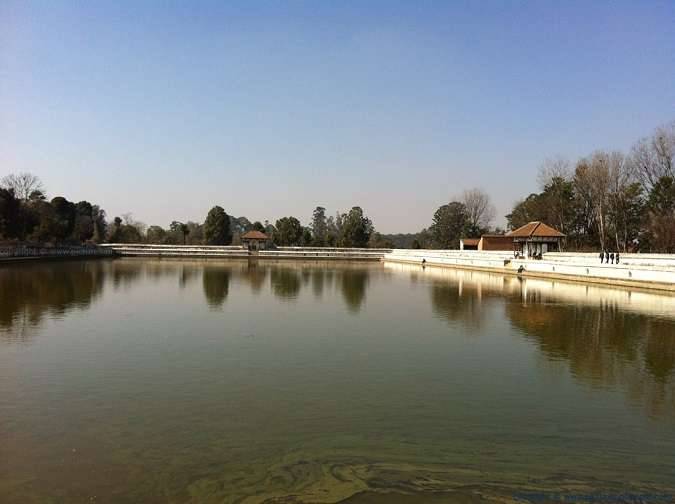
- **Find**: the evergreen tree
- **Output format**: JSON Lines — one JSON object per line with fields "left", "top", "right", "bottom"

{"left": 311, "top": 206, "right": 327, "bottom": 246}
{"left": 274, "top": 216, "right": 303, "bottom": 246}
{"left": 203, "top": 206, "right": 232, "bottom": 245}
{"left": 339, "top": 207, "right": 373, "bottom": 247}
{"left": 429, "top": 202, "right": 468, "bottom": 249}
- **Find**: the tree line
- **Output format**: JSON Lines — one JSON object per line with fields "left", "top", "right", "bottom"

{"left": 378, "top": 188, "right": 499, "bottom": 250}
{"left": 383, "top": 121, "right": 674, "bottom": 252}
{"left": 110, "top": 205, "right": 381, "bottom": 248}
{"left": 3, "top": 120, "right": 672, "bottom": 252}
{"left": 0, "top": 174, "right": 107, "bottom": 244}
{"left": 506, "top": 121, "right": 674, "bottom": 252}
{"left": 0, "top": 176, "right": 382, "bottom": 248}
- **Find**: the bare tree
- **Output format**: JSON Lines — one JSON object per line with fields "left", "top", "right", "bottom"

{"left": 629, "top": 122, "right": 675, "bottom": 192}
{"left": 606, "top": 151, "right": 638, "bottom": 252}
{"left": 1, "top": 172, "right": 45, "bottom": 200}
{"left": 537, "top": 155, "right": 571, "bottom": 189}
{"left": 574, "top": 152, "right": 614, "bottom": 250}
{"left": 462, "top": 188, "right": 495, "bottom": 232}
{"left": 121, "top": 213, "right": 147, "bottom": 236}
{"left": 535, "top": 156, "right": 574, "bottom": 234}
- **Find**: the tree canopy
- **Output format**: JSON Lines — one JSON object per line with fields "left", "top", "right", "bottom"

{"left": 311, "top": 206, "right": 328, "bottom": 246}
{"left": 274, "top": 216, "right": 303, "bottom": 246}
{"left": 505, "top": 127, "right": 674, "bottom": 253}
{"left": 429, "top": 202, "right": 468, "bottom": 249}
{"left": 203, "top": 206, "right": 232, "bottom": 245}
{"left": 0, "top": 174, "right": 108, "bottom": 244}
{"left": 338, "top": 207, "right": 373, "bottom": 247}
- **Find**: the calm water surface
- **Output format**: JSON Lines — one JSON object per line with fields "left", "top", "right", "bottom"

{"left": 0, "top": 259, "right": 674, "bottom": 503}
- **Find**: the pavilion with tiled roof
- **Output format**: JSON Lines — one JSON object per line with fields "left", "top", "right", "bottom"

{"left": 506, "top": 221, "right": 565, "bottom": 258}
{"left": 241, "top": 230, "right": 271, "bottom": 251}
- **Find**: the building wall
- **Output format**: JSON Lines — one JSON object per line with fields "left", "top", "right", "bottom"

{"left": 478, "top": 236, "right": 513, "bottom": 251}
{"left": 460, "top": 239, "right": 479, "bottom": 250}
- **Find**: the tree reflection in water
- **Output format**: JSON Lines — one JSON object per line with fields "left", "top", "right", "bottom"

{"left": 264, "top": 264, "right": 370, "bottom": 312}
{"left": 414, "top": 263, "right": 675, "bottom": 419}
{"left": 109, "top": 260, "right": 143, "bottom": 289}
{"left": 430, "top": 281, "right": 499, "bottom": 330}
{"left": 271, "top": 267, "right": 301, "bottom": 300}
{"left": 506, "top": 298, "right": 675, "bottom": 418}
{"left": 311, "top": 269, "right": 325, "bottom": 298}
{"left": 178, "top": 264, "right": 200, "bottom": 290}
{"left": 244, "top": 261, "right": 268, "bottom": 294}
{"left": 340, "top": 269, "right": 369, "bottom": 313}
{"left": 4, "top": 259, "right": 673, "bottom": 419}
{"left": 0, "top": 261, "right": 107, "bottom": 342}
{"left": 202, "top": 266, "right": 231, "bottom": 309}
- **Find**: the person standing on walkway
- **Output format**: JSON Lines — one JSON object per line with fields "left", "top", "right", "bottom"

{"left": 616, "top": 252, "right": 620, "bottom": 264}
{"left": 610, "top": 252, "right": 615, "bottom": 264}
{"left": 605, "top": 251, "right": 610, "bottom": 264}
{"left": 600, "top": 251, "right": 604, "bottom": 263}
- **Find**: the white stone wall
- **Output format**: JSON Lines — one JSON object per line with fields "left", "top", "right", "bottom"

{"left": 383, "top": 249, "right": 675, "bottom": 289}
{"left": 101, "top": 244, "right": 389, "bottom": 260}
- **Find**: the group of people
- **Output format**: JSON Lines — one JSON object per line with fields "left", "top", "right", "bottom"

{"left": 599, "top": 251, "right": 620, "bottom": 264}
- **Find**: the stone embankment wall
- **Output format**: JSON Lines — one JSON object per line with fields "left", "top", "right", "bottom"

{"left": 0, "top": 245, "right": 115, "bottom": 261}
{"left": 383, "top": 249, "right": 675, "bottom": 291}
{"left": 101, "top": 244, "right": 390, "bottom": 260}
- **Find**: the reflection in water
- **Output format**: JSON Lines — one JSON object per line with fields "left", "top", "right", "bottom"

{"left": 202, "top": 266, "right": 231, "bottom": 308}
{"left": 244, "top": 261, "right": 268, "bottom": 294}
{"left": 0, "top": 262, "right": 106, "bottom": 342}
{"left": 309, "top": 268, "right": 336, "bottom": 300}
{"left": 109, "top": 260, "right": 143, "bottom": 289}
{"left": 645, "top": 323, "right": 675, "bottom": 382}
{"left": 388, "top": 262, "right": 675, "bottom": 419}
{"left": 271, "top": 267, "right": 302, "bottom": 300}
{"left": 430, "top": 281, "right": 497, "bottom": 330}
{"left": 340, "top": 270, "right": 369, "bottom": 313}
{"left": 507, "top": 296, "right": 675, "bottom": 418}
{"left": 178, "top": 263, "right": 200, "bottom": 290}
{"left": 311, "top": 269, "right": 325, "bottom": 298}
{"left": 2, "top": 259, "right": 675, "bottom": 503}
{"left": 0, "top": 260, "right": 382, "bottom": 337}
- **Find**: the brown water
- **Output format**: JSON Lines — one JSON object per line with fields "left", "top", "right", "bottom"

{"left": 0, "top": 259, "right": 674, "bottom": 503}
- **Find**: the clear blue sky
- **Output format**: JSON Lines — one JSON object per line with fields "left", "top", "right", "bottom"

{"left": 2, "top": 1, "right": 674, "bottom": 233}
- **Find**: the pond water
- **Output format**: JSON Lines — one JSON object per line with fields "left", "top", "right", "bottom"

{"left": 0, "top": 259, "right": 674, "bottom": 503}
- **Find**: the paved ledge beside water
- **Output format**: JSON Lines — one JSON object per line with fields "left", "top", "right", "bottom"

{"left": 101, "top": 243, "right": 391, "bottom": 260}
{"left": 383, "top": 249, "right": 675, "bottom": 292}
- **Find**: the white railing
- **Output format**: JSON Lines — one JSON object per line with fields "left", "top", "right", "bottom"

{"left": 102, "top": 243, "right": 243, "bottom": 250}
{"left": 100, "top": 243, "right": 390, "bottom": 260}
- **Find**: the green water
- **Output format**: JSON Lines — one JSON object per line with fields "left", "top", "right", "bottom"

{"left": 0, "top": 259, "right": 674, "bottom": 503}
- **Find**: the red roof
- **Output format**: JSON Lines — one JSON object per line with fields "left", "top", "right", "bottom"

{"left": 506, "top": 221, "right": 565, "bottom": 238}
{"left": 241, "top": 230, "right": 269, "bottom": 240}
{"left": 461, "top": 238, "right": 480, "bottom": 246}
